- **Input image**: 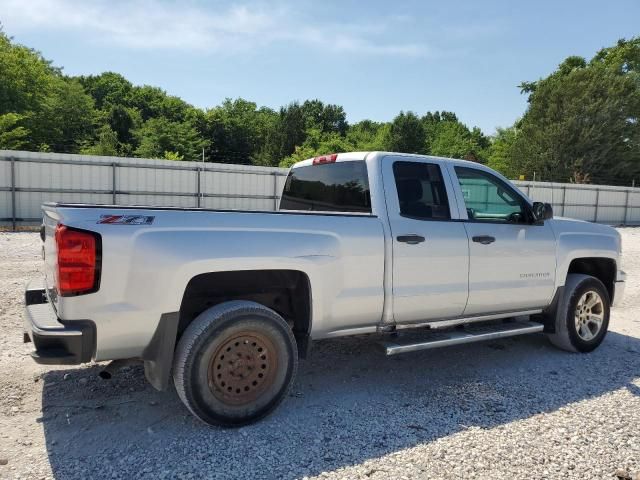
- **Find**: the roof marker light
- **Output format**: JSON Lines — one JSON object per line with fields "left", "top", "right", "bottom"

{"left": 312, "top": 153, "right": 338, "bottom": 165}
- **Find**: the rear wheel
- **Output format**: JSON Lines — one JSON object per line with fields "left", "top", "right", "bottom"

{"left": 547, "top": 274, "right": 610, "bottom": 353}
{"left": 173, "top": 301, "right": 298, "bottom": 427}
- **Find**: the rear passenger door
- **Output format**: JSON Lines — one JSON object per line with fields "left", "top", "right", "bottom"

{"left": 382, "top": 156, "right": 469, "bottom": 323}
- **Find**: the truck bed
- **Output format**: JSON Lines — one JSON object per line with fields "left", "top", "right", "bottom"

{"left": 41, "top": 202, "right": 387, "bottom": 362}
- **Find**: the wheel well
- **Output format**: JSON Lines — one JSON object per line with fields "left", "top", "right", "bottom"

{"left": 178, "top": 270, "right": 312, "bottom": 356}
{"left": 567, "top": 257, "right": 616, "bottom": 301}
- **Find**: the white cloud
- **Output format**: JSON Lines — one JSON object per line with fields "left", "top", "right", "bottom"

{"left": 0, "top": 0, "right": 428, "bottom": 57}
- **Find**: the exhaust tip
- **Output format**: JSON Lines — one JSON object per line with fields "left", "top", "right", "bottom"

{"left": 97, "top": 358, "right": 139, "bottom": 380}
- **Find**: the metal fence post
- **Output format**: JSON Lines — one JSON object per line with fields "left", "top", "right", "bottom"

{"left": 594, "top": 188, "right": 600, "bottom": 223}
{"left": 196, "top": 166, "right": 201, "bottom": 208}
{"left": 624, "top": 189, "right": 630, "bottom": 225}
{"left": 111, "top": 162, "right": 117, "bottom": 205}
{"left": 273, "top": 172, "right": 278, "bottom": 210}
{"left": 10, "top": 156, "right": 16, "bottom": 231}
{"left": 560, "top": 186, "right": 566, "bottom": 217}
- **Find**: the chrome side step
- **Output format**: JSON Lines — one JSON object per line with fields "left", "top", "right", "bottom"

{"left": 381, "top": 320, "right": 544, "bottom": 356}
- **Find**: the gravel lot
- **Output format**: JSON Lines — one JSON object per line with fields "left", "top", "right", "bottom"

{"left": 1, "top": 229, "right": 639, "bottom": 480}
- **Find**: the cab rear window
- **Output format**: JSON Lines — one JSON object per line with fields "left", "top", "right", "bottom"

{"left": 280, "top": 161, "right": 371, "bottom": 213}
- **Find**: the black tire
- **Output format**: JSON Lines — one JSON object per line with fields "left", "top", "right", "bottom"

{"left": 173, "top": 300, "right": 298, "bottom": 427}
{"left": 547, "top": 274, "right": 610, "bottom": 353}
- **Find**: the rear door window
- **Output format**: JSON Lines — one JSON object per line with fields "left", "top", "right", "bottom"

{"left": 280, "top": 161, "right": 371, "bottom": 213}
{"left": 392, "top": 161, "right": 451, "bottom": 220}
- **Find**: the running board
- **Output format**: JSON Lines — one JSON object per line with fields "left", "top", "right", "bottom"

{"left": 381, "top": 320, "right": 544, "bottom": 356}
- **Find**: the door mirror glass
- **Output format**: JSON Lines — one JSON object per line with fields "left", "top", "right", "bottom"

{"left": 532, "top": 202, "right": 553, "bottom": 222}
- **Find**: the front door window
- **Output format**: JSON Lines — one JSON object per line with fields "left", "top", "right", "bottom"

{"left": 455, "top": 167, "right": 529, "bottom": 224}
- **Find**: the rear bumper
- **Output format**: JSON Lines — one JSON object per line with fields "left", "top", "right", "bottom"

{"left": 23, "top": 278, "right": 95, "bottom": 365}
{"left": 613, "top": 270, "right": 626, "bottom": 307}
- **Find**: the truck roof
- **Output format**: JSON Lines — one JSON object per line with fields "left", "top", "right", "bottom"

{"left": 291, "top": 151, "right": 483, "bottom": 169}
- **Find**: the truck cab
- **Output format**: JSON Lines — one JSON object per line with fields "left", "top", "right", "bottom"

{"left": 282, "top": 152, "right": 623, "bottom": 325}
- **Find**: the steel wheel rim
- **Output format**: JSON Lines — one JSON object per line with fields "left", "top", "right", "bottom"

{"left": 574, "top": 290, "right": 604, "bottom": 341}
{"left": 208, "top": 331, "right": 278, "bottom": 406}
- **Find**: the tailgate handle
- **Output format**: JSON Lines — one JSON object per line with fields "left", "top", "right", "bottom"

{"left": 472, "top": 235, "right": 495, "bottom": 245}
{"left": 397, "top": 234, "right": 425, "bottom": 245}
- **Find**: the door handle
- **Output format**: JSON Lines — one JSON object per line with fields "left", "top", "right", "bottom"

{"left": 397, "top": 234, "right": 425, "bottom": 245}
{"left": 472, "top": 235, "right": 495, "bottom": 245}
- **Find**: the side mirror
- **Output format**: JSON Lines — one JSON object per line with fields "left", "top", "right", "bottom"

{"left": 532, "top": 202, "right": 553, "bottom": 223}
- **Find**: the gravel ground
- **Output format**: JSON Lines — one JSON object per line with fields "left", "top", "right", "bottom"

{"left": 1, "top": 229, "right": 639, "bottom": 480}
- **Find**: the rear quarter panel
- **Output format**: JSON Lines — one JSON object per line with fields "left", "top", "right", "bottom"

{"left": 50, "top": 207, "right": 385, "bottom": 360}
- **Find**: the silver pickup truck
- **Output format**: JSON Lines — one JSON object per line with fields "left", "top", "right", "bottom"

{"left": 24, "top": 151, "right": 625, "bottom": 426}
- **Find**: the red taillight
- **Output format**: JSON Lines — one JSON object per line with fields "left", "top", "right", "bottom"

{"left": 312, "top": 153, "right": 338, "bottom": 165}
{"left": 55, "top": 225, "right": 99, "bottom": 296}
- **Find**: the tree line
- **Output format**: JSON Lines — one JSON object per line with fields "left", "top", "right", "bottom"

{"left": 1, "top": 30, "right": 638, "bottom": 185}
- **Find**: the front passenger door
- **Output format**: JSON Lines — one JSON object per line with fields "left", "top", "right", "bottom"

{"left": 452, "top": 166, "right": 556, "bottom": 316}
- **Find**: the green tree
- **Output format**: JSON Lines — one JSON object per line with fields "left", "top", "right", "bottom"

{"left": 346, "top": 120, "right": 388, "bottom": 151}
{"left": 430, "top": 122, "right": 488, "bottom": 162}
{"left": 129, "top": 85, "right": 191, "bottom": 123}
{"left": 0, "top": 113, "right": 29, "bottom": 149}
{"left": 487, "top": 126, "right": 518, "bottom": 177}
{"left": 107, "top": 104, "right": 136, "bottom": 146}
{"left": 41, "top": 78, "right": 95, "bottom": 151}
{"left": 276, "top": 102, "right": 308, "bottom": 159}
{"left": 0, "top": 31, "right": 97, "bottom": 153}
{"left": 512, "top": 37, "right": 640, "bottom": 184}
{"left": 422, "top": 111, "right": 458, "bottom": 152}
{"left": 135, "top": 117, "right": 204, "bottom": 160}
{"left": 279, "top": 128, "right": 355, "bottom": 167}
{"left": 202, "top": 98, "right": 277, "bottom": 164}
{"left": 80, "top": 125, "right": 120, "bottom": 156}
{"left": 0, "top": 31, "right": 55, "bottom": 116}
{"left": 250, "top": 108, "right": 281, "bottom": 166}
{"left": 300, "top": 99, "right": 348, "bottom": 135}
{"left": 77, "top": 72, "right": 133, "bottom": 110}
{"left": 421, "top": 110, "right": 489, "bottom": 162}
{"left": 163, "top": 151, "right": 184, "bottom": 160}
{"left": 0, "top": 31, "right": 96, "bottom": 152}
{"left": 387, "top": 111, "right": 425, "bottom": 154}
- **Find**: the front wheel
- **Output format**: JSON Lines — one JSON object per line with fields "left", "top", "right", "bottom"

{"left": 173, "top": 301, "right": 298, "bottom": 427}
{"left": 547, "top": 274, "right": 610, "bottom": 353}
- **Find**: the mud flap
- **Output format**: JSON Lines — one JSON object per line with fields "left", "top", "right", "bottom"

{"left": 142, "top": 312, "right": 179, "bottom": 391}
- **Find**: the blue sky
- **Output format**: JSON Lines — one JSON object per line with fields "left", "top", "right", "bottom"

{"left": 1, "top": 0, "right": 638, "bottom": 134}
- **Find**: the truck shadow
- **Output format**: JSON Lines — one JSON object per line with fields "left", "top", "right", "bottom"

{"left": 40, "top": 330, "right": 640, "bottom": 479}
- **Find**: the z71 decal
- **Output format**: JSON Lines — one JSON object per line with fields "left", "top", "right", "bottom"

{"left": 98, "top": 215, "right": 155, "bottom": 225}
